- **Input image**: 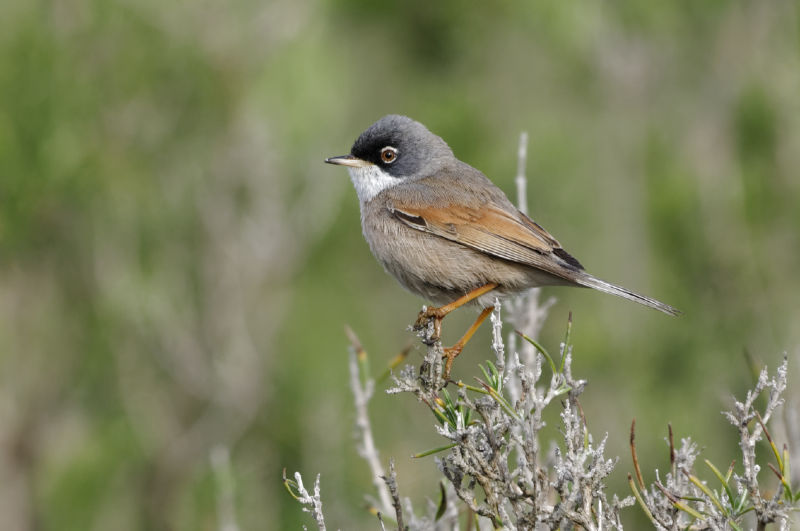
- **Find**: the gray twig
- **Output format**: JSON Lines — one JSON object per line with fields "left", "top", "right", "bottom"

{"left": 381, "top": 459, "right": 405, "bottom": 531}
{"left": 286, "top": 471, "right": 327, "bottom": 531}
{"left": 347, "top": 333, "right": 394, "bottom": 514}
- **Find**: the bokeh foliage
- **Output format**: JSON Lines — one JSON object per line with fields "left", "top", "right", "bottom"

{"left": 0, "top": 0, "right": 798, "bottom": 529}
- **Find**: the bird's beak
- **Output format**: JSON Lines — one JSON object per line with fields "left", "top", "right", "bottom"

{"left": 324, "top": 155, "right": 371, "bottom": 168}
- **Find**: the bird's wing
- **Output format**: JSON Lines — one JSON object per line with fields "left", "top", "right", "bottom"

{"left": 388, "top": 198, "right": 584, "bottom": 277}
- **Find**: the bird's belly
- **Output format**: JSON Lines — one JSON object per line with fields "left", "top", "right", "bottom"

{"left": 362, "top": 211, "right": 566, "bottom": 306}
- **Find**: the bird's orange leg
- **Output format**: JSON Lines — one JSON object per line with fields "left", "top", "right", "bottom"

{"left": 414, "top": 283, "right": 498, "bottom": 342}
{"left": 443, "top": 305, "right": 494, "bottom": 380}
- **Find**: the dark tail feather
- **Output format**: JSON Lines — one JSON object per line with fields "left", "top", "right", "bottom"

{"left": 574, "top": 274, "right": 681, "bottom": 316}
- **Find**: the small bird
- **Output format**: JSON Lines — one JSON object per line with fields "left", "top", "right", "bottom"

{"left": 326, "top": 115, "right": 679, "bottom": 377}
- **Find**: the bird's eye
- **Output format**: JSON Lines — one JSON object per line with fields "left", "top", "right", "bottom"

{"left": 380, "top": 146, "right": 398, "bottom": 164}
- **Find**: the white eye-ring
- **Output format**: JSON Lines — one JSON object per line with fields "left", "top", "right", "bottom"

{"left": 380, "top": 146, "right": 398, "bottom": 164}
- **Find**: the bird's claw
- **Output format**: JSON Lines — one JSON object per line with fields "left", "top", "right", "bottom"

{"left": 414, "top": 308, "right": 443, "bottom": 344}
{"left": 442, "top": 345, "right": 463, "bottom": 381}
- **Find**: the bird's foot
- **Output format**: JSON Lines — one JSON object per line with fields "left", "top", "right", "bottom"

{"left": 413, "top": 306, "right": 445, "bottom": 344}
{"left": 441, "top": 345, "right": 463, "bottom": 381}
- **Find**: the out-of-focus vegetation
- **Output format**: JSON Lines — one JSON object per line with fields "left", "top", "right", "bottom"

{"left": 0, "top": 1, "right": 798, "bottom": 529}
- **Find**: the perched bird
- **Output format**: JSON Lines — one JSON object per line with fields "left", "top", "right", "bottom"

{"left": 326, "top": 115, "right": 679, "bottom": 377}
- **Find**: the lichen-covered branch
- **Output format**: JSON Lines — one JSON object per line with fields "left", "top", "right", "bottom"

{"left": 389, "top": 302, "right": 633, "bottom": 530}
{"left": 631, "top": 356, "right": 795, "bottom": 530}
{"left": 283, "top": 470, "right": 327, "bottom": 531}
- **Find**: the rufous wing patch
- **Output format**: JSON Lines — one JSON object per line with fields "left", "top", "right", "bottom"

{"left": 389, "top": 201, "right": 578, "bottom": 274}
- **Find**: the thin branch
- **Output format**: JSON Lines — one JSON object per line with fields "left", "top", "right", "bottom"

{"left": 630, "top": 419, "right": 645, "bottom": 489}
{"left": 381, "top": 459, "right": 405, "bottom": 531}
{"left": 346, "top": 327, "right": 394, "bottom": 515}
{"left": 283, "top": 470, "right": 326, "bottom": 531}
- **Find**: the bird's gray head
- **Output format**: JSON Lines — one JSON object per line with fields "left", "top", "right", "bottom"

{"left": 325, "top": 115, "right": 454, "bottom": 203}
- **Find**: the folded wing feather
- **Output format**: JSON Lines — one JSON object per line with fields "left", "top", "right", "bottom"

{"left": 389, "top": 200, "right": 584, "bottom": 279}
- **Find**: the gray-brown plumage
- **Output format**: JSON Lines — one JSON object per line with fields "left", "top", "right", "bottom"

{"left": 326, "top": 114, "right": 680, "bottom": 316}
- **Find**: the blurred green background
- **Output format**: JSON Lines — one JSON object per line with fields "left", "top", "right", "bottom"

{"left": 1, "top": 0, "right": 799, "bottom": 529}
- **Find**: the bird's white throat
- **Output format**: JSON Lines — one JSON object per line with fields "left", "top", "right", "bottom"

{"left": 347, "top": 164, "right": 400, "bottom": 204}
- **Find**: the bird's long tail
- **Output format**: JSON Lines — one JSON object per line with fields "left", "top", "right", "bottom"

{"left": 574, "top": 273, "right": 681, "bottom": 316}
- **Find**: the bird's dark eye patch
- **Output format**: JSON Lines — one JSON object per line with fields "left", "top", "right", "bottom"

{"left": 380, "top": 146, "right": 398, "bottom": 164}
